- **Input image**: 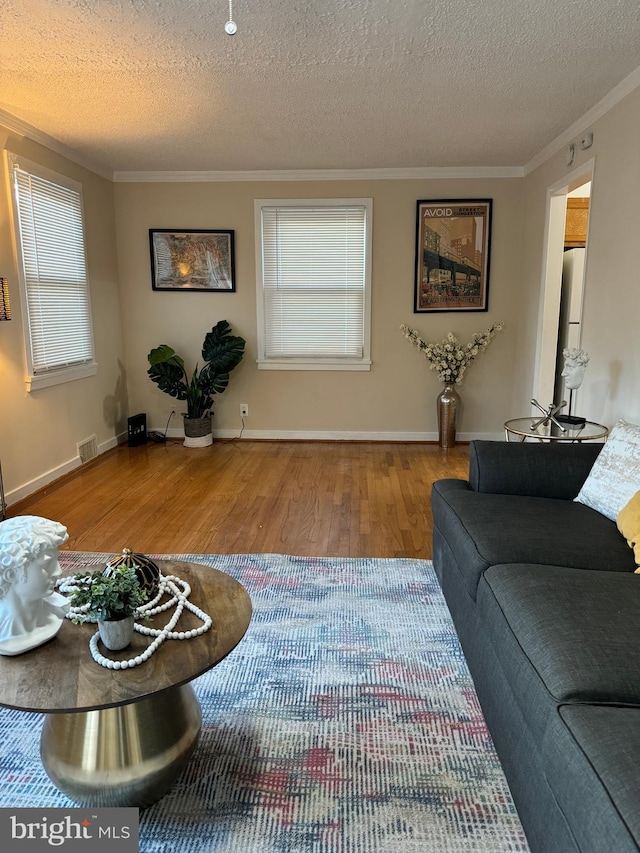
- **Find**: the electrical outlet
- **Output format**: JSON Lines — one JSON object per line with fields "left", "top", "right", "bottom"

{"left": 240, "top": 403, "right": 249, "bottom": 417}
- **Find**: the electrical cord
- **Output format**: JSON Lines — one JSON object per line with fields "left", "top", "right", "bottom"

{"left": 148, "top": 410, "right": 175, "bottom": 443}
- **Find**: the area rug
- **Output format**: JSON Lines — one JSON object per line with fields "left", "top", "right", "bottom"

{"left": 0, "top": 553, "right": 529, "bottom": 853}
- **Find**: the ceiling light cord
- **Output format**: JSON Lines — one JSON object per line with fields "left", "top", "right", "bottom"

{"left": 225, "top": 0, "right": 237, "bottom": 35}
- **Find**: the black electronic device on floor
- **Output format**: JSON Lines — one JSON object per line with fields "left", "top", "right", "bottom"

{"left": 127, "top": 413, "right": 147, "bottom": 447}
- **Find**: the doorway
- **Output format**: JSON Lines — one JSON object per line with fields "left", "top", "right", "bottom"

{"left": 533, "top": 159, "right": 594, "bottom": 411}
{"left": 552, "top": 181, "right": 591, "bottom": 409}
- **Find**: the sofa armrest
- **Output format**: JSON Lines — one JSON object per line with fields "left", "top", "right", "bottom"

{"left": 468, "top": 440, "right": 603, "bottom": 499}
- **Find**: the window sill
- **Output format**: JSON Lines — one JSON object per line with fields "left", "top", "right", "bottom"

{"left": 257, "top": 359, "right": 371, "bottom": 371}
{"left": 27, "top": 362, "right": 98, "bottom": 392}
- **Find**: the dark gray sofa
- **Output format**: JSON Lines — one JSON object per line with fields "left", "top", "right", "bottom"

{"left": 431, "top": 440, "right": 640, "bottom": 853}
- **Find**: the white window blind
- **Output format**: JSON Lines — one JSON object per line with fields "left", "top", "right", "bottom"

{"left": 256, "top": 200, "right": 372, "bottom": 368}
{"left": 9, "top": 157, "right": 95, "bottom": 381}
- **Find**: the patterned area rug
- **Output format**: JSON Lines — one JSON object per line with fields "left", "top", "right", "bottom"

{"left": 0, "top": 553, "right": 529, "bottom": 853}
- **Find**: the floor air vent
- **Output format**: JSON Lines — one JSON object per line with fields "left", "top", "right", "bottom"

{"left": 77, "top": 435, "right": 98, "bottom": 464}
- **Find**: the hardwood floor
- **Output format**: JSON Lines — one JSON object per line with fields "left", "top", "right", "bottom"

{"left": 8, "top": 440, "right": 469, "bottom": 559}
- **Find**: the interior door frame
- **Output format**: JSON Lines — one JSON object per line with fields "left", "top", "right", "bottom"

{"left": 532, "top": 157, "right": 595, "bottom": 408}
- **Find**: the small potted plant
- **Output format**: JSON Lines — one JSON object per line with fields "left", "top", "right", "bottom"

{"left": 67, "top": 565, "right": 149, "bottom": 650}
{"left": 147, "top": 319, "right": 246, "bottom": 447}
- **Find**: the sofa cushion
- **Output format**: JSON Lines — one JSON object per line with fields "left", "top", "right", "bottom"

{"left": 469, "top": 439, "right": 602, "bottom": 499}
{"left": 575, "top": 418, "right": 640, "bottom": 521}
{"left": 431, "top": 479, "right": 636, "bottom": 600}
{"left": 542, "top": 705, "right": 640, "bottom": 853}
{"left": 480, "top": 564, "right": 640, "bottom": 708}
{"left": 618, "top": 489, "right": 640, "bottom": 568}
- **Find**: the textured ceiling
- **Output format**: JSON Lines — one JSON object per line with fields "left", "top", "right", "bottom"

{"left": 1, "top": 0, "right": 640, "bottom": 175}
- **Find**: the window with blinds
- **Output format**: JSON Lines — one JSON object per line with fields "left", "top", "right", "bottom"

{"left": 255, "top": 199, "right": 372, "bottom": 370}
{"left": 7, "top": 154, "right": 96, "bottom": 390}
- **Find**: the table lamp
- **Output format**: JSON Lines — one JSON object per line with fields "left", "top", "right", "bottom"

{"left": 0, "top": 277, "right": 11, "bottom": 519}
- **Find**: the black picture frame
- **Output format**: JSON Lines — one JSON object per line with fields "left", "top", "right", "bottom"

{"left": 149, "top": 229, "right": 236, "bottom": 292}
{"left": 414, "top": 200, "right": 492, "bottom": 312}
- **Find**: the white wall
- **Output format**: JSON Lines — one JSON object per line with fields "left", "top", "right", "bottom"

{"left": 115, "top": 178, "right": 523, "bottom": 441}
{"left": 0, "top": 126, "right": 126, "bottom": 505}
{"left": 519, "top": 86, "right": 640, "bottom": 427}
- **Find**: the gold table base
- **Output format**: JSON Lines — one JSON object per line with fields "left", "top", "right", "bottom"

{"left": 40, "top": 684, "right": 202, "bottom": 807}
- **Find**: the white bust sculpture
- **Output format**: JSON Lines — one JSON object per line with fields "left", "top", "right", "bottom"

{"left": 0, "top": 515, "right": 70, "bottom": 656}
{"left": 561, "top": 347, "right": 590, "bottom": 391}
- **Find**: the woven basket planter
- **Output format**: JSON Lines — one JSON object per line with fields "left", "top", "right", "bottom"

{"left": 183, "top": 415, "right": 212, "bottom": 447}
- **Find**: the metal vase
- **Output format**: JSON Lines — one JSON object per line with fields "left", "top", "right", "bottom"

{"left": 437, "top": 384, "right": 461, "bottom": 448}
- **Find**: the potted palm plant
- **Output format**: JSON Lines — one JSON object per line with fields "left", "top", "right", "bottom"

{"left": 67, "top": 565, "right": 148, "bottom": 650}
{"left": 147, "top": 320, "right": 246, "bottom": 447}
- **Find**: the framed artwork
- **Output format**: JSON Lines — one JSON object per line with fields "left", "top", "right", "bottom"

{"left": 149, "top": 229, "right": 235, "bottom": 292}
{"left": 414, "top": 200, "right": 492, "bottom": 312}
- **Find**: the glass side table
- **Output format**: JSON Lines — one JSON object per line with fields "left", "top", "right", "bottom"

{"left": 504, "top": 417, "right": 609, "bottom": 442}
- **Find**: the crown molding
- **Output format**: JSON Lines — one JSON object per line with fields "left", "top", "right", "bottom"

{"left": 5, "top": 60, "right": 640, "bottom": 186}
{"left": 523, "top": 64, "right": 640, "bottom": 176}
{"left": 0, "top": 108, "right": 113, "bottom": 180}
{"left": 112, "top": 165, "right": 524, "bottom": 183}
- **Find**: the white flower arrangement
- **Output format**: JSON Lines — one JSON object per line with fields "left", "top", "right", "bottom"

{"left": 400, "top": 322, "right": 504, "bottom": 385}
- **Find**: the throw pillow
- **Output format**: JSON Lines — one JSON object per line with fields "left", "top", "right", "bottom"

{"left": 574, "top": 419, "right": 640, "bottom": 521}
{"left": 617, "top": 490, "right": 640, "bottom": 570}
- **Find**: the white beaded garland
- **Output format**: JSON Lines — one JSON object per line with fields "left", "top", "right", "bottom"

{"left": 64, "top": 572, "right": 213, "bottom": 670}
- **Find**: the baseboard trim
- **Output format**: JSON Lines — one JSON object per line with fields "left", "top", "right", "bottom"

{"left": 6, "top": 435, "right": 121, "bottom": 509}
{"left": 165, "top": 427, "right": 505, "bottom": 442}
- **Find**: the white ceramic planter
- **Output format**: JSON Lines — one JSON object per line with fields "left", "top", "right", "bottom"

{"left": 98, "top": 615, "right": 135, "bottom": 651}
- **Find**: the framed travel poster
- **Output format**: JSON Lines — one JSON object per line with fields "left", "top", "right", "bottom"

{"left": 150, "top": 229, "right": 236, "bottom": 291}
{"left": 414, "top": 200, "right": 492, "bottom": 312}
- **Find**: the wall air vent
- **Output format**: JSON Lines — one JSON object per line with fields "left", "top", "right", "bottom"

{"left": 77, "top": 435, "right": 98, "bottom": 464}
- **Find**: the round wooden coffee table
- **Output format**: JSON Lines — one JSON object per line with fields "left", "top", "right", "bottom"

{"left": 0, "top": 559, "right": 252, "bottom": 807}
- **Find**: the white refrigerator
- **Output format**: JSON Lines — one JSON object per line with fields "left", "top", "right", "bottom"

{"left": 554, "top": 248, "right": 586, "bottom": 404}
